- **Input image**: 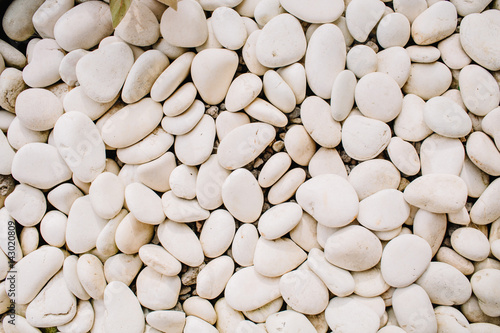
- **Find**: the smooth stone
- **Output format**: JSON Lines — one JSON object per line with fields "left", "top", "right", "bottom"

{"left": 0, "top": 110, "right": 15, "bottom": 132}
{"left": 346, "top": 45, "right": 377, "bottom": 79}
{"left": 466, "top": 131, "right": 500, "bottom": 176}
{"left": 413, "top": 209, "right": 447, "bottom": 256}
{"left": 19, "top": 226, "right": 39, "bottom": 256}
{"left": 53, "top": 111, "right": 106, "bottom": 182}
{"left": 381, "top": 234, "right": 432, "bottom": 288}
{"left": 296, "top": 173, "right": 358, "bottom": 227}
{"left": 102, "top": 98, "right": 163, "bottom": 148}
{"left": 153, "top": 37, "right": 187, "bottom": 60}
{"left": 471, "top": 269, "right": 500, "bottom": 317}
{"left": 22, "top": 38, "right": 65, "bottom": 88}
{"left": 262, "top": 70, "right": 295, "bottom": 113}
{"left": 216, "top": 111, "right": 250, "bottom": 141}
{"left": 115, "top": 1, "right": 159, "bottom": 47}
{"left": 104, "top": 281, "right": 145, "bottom": 333}
{"left": 267, "top": 167, "right": 306, "bottom": 205}
{"left": 256, "top": 14, "right": 306, "bottom": 68}
{"left": 394, "top": 0, "right": 427, "bottom": 23}
{"left": 471, "top": 178, "right": 500, "bottom": 225}
{"left": 438, "top": 34, "right": 471, "bottom": 70}
{"left": 76, "top": 42, "right": 134, "bottom": 103}
{"left": 114, "top": 212, "right": 154, "bottom": 254}
{"left": 191, "top": 49, "right": 238, "bottom": 105}
{"left": 451, "top": 0, "right": 491, "bottom": 15}
{"left": 174, "top": 115, "right": 215, "bottom": 166}
{"left": 345, "top": 0, "right": 385, "bottom": 42}
{"left": 184, "top": 316, "right": 219, "bottom": 333}
{"left": 451, "top": 227, "right": 490, "bottom": 262}
{"left": 162, "top": 82, "right": 197, "bottom": 117}
{"left": 411, "top": 1, "right": 457, "bottom": 45}
{"left": 242, "top": 297, "right": 283, "bottom": 324}
{"left": 307, "top": 248, "right": 355, "bottom": 297}
{"left": 244, "top": 97, "right": 288, "bottom": 127}
{"left": 436, "top": 247, "right": 474, "bottom": 276}
{"left": 54, "top": 1, "right": 113, "bottom": 51}
{"left": 40, "top": 210, "right": 67, "bottom": 247}
{"left": 420, "top": 134, "right": 464, "bottom": 176}
{"left": 406, "top": 45, "right": 441, "bottom": 63}
{"left": 348, "top": 159, "right": 401, "bottom": 200}
{"left": 330, "top": 70, "right": 357, "bottom": 121}
{"left": 25, "top": 272, "right": 76, "bottom": 327}
{"left": 483, "top": 107, "right": 500, "bottom": 150}
{"left": 11, "top": 142, "right": 72, "bottom": 190}
{"left": 222, "top": 168, "right": 263, "bottom": 223}
{"left": 394, "top": 94, "right": 433, "bottom": 141}
{"left": 0, "top": 39, "right": 26, "bottom": 69}
{"left": 136, "top": 266, "right": 180, "bottom": 310}
{"left": 392, "top": 284, "right": 437, "bottom": 332}
{"left": 158, "top": 219, "right": 204, "bottom": 267}
{"left": 225, "top": 73, "right": 262, "bottom": 112}
{"left": 324, "top": 225, "right": 382, "bottom": 272}
{"left": 59, "top": 49, "right": 89, "bottom": 87}
{"left": 146, "top": 311, "right": 185, "bottom": 333}
{"left": 377, "top": 47, "right": 410, "bottom": 89}
{"left": 137, "top": 152, "right": 176, "bottom": 193}
{"left": 355, "top": 72, "right": 403, "bottom": 122}
{"left": 470, "top": 323, "right": 500, "bottom": 333}
{"left": 280, "top": 269, "right": 329, "bottom": 315}
{"left": 2, "top": 0, "right": 44, "bottom": 41}
{"left": 122, "top": 50, "right": 169, "bottom": 104}
{"left": 217, "top": 122, "right": 276, "bottom": 170}
{"left": 216, "top": 297, "right": 246, "bottom": 332}
{"left": 290, "top": 213, "right": 321, "bottom": 252}
{"left": 183, "top": 296, "right": 217, "bottom": 325}
{"left": 15, "top": 88, "right": 63, "bottom": 131}
{"left": 358, "top": 189, "right": 410, "bottom": 232}
{"left": 77, "top": 254, "right": 106, "bottom": 300}
{"left": 224, "top": 266, "right": 281, "bottom": 312}
{"left": 103, "top": 253, "right": 143, "bottom": 286}
{"left": 95, "top": 209, "right": 127, "bottom": 257}
{"left": 423, "top": 96, "right": 472, "bottom": 138}
{"left": 352, "top": 266, "right": 390, "bottom": 298}
{"left": 301, "top": 96, "right": 341, "bottom": 148}
{"left": 447, "top": 206, "right": 471, "bottom": 226}
{"left": 258, "top": 202, "right": 302, "bottom": 240}
{"left": 258, "top": 152, "right": 291, "bottom": 189}
{"left": 199, "top": 0, "right": 243, "bottom": 10}
{"left": 64, "top": 256, "right": 91, "bottom": 301}
{"left": 63, "top": 86, "right": 116, "bottom": 120}
{"left": 197, "top": 256, "right": 234, "bottom": 300}
{"left": 325, "top": 297, "right": 380, "bottom": 333}
{"left": 161, "top": 190, "right": 209, "bottom": 223}
{"left": 416, "top": 262, "right": 472, "bottom": 306}
{"left": 117, "top": 127, "right": 174, "bottom": 165}
{"left": 305, "top": 23, "right": 346, "bottom": 99}
{"left": 308, "top": 147, "right": 347, "bottom": 179}
{"left": 47, "top": 183, "right": 82, "bottom": 215}
{"left": 139, "top": 244, "right": 181, "bottom": 277}
{"left": 4, "top": 184, "right": 46, "bottom": 227}
{"left": 386, "top": 137, "right": 420, "bottom": 176}
{"left": 0, "top": 68, "right": 26, "bottom": 112}
{"left": 277, "top": 62, "right": 306, "bottom": 104}
{"left": 125, "top": 183, "right": 165, "bottom": 225}
{"left": 284, "top": 125, "right": 316, "bottom": 166}
{"left": 169, "top": 164, "right": 197, "bottom": 200}
{"left": 232, "top": 224, "right": 259, "bottom": 267}
{"left": 460, "top": 10, "right": 500, "bottom": 71}
{"left": 211, "top": 7, "right": 247, "bottom": 50}
{"left": 403, "top": 62, "right": 452, "bottom": 100}
{"left": 254, "top": 237, "right": 306, "bottom": 277}
{"left": 404, "top": 174, "right": 468, "bottom": 213}
{"left": 434, "top": 306, "right": 471, "bottom": 333}
{"left": 32, "top": 0, "right": 73, "bottom": 39}
{"left": 89, "top": 172, "right": 125, "bottom": 220}
{"left": 151, "top": 52, "right": 195, "bottom": 102}
{"left": 200, "top": 209, "right": 235, "bottom": 258}
{"left": 265, "top": 310, "right": 316, "bottom": 333}
{"left": 280, "top": 0, "right": 343, "bottom": 23}
{"left": 377, "top": 13, "right": 410, "bottom": 48}
{"left": 196, "top": 154, "right": 231, "bottom": 210}
{"left": 57, "top": 300, "right": 94, "bottom": 333}
{"left": 459, "top": 65, "right": 500, "bottom": 117}
{"left": 253, "top": 0, "right": 285, "bottom": 26}
{"left": 242, "top": 30, "right": 269, "bottom": 76}
{"left": 160, "top": 0, "right": 208, "bottom": 47}
{"left": 342, "top": 115, "right": 391, "bottom": 161}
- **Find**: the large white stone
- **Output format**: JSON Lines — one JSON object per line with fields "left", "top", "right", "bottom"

{"left": 423, "top": 96, "right": 472, "bottom": 138}
{"left": 392, "top": 284, "right": 437, "bottom": 332}
{"left": 300, "top": 96, "right": 341, "bottom": 148}
{"left": 253, "top": 237, "right": 306, "bottom": 277}
{"left": 197, "top": 256, "right": 234, "bottom": 300}
{"left": 358, "top": 189, "right": 410, "bottom": 232}
{"left": 15, "top": 88, "right": 63, "bottom": 131}
{"left": 411, "top": 1, "right": 457, "bottom": 45}
{"left": 222, "top": 168, "right": 263, "bottom": 223}
{"left": 342, "top": 115, "right": 391, "bottom": 161}
{"left": 174, "top": 115, "right": 215, "bottom": 166}
{"left": 157, "top": 219, "right": 204, "bottom": 267}
{"left": 345, "top": 0, "right": 385, "bottom": 43}
{"left": 466, "top": 131, "right": 500, "bottom": 176}
{"left": 459, "top": 64, "right": 500, "bottom": 117}
{"left": 104, "top": 281, "right": 145, "bottom": 333}
{"left": 115, "top": 1, "right": 160, "bottom": 47}
{"left": 200, "top": 209, "right": 235, "bottom": 258}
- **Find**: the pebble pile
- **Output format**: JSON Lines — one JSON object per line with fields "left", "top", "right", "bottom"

{"left": 0, "top": 0, "right": 500, "bottom": 332}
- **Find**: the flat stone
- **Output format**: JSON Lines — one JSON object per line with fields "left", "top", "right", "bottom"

{"left": 403, "top": 62, "right": 452, "bottom": 100}
{"left": 411, "top": 1, "right": 456, "bottom": 45}
{"left": 392, "top": 284, "right": 437, "bottom": 332}
{"left": 262, "top": 70, "right": 296, "bottom": 113}
{"left": 406, "top": 45, "right": 441, "bottom": 63}
{"left": 225, "top": 73, "right": 262, "bottom": 112}
{"left": 347, "top": 45, "right": 377, "bottom": 79}
{"left": 420, "top": 133, "right": 465, "bottom": 176}
{"left": 126, "top": 182, "right": 165, "bottom": 225}
{"left": 279, "top": 0, "right": 343, "bottom": 23}
{"left": 115, "top": 1, "right": 159, "bottom": 47}
{"left": 174, "top": 115, "right": 215, "bottom": 166}
{"left": 136, "top": 152, "right": 177, "bottom": 193}
{"left": 195, "top": 154, "right": 231, "bottom": 210}
{"left": 345, "top": 0, "right": 385, "bottom": 43}
{"left": 470, "top": 178, "right": 500, "bottom": 225}
{"left": 377, "top": 13, "right": 411, "bottom": 48}
{"left": 232, "top": 224, "right": 259, "bottom": 267}
{"left": 242, "top": 30, "right": 269, "bottom": 76}
{"left": 358, "top": 189, "right": 410, "bottom": 232}
{"left": 348, "top": 159, "right": 401, "bottom": 200}
{"left": 284, "top": 125, "right": 316, "bottom": 166}
{"left": 104, "top": 281, "right": 145, "bottom": 333}
{"left": 77, "top": 254, "right": 106, "bottom": 300}
{"left": 162, "top": 82, "right": 197, "bottom": 117}
{"left": 277, "top": 63, "right": 306, "bottom": 104}
{"left": 438, "top": 33, "right": 471, "bottom": 70}
{"left": 301, "top": 96, "right": 341, "bottom": 148}
{"left": 197, "top": 255, "right": 234, "bottom": 300}
{"left": 258, "top": 202, "right": 302, "bottom": 240}
{"left": 466, "top": 131, "right": 500, "bottom": 176}
{"left": 136, "top": 266, "right": 180, "bottom": 310}
{"left": 254, "top": 237, "right": 306, "bottom": 277}
{"left": 89, "top": 172, "right": 124, "bottom": 220}
{"left": 117, "top": 127, "right": 174, "bottom": 165}
{"left": 15, "top": 88, "right": 63, "bottom": 131}
{"left": 386, "top": 136, "right": 421, "bottom": 176}
{"left": 211, "top": 7, "right": 247, "bottom": 50}
{"left": 451, "top": 227, "right": 490, "bottom": 262}
{"left": 151, "top": 52, "right": 195, "bottom": 102}
{"left": 115, "top": 212, "right": 154, "bottom": 255}
{"left": 325, "top": 297, "right": 380, "bottom": 333}
{"left": 341, "top": 115, "right": 391, "bottom": 161}
{"left": 268, "top": 167, "right": 306, "bottom": 205}
{"left": 200, "top": 209, "right": 235, "bottom": 258}
{"left": 222, "top": 168, "right": 263, "bottom": 223}
{"left": 23, "top": 38, "right": 65, "bottom": 88}
{"left": 459, "top": 64, "right": 500, "bottom": 117}
{"left": 40, "top": 210, "right": 67, "bottom": 247}
{"left": 161, "top": 190, "right": 209, "bottom": 223}
{"left": 63, "top": 86, "right": 117, "bottom": 120}
{"left": 244, "top": 97, "right": 288, "bottom": 127}
{"left": 103, "top": 253, "right": 143, "bottom": 286}
{"left": 330, "top": 70, "right": 357, "bottom": 121}
{"left": 169, "top": 164, "right": 197, "bottom": 200}
{"left": 63, "top": 255, "right": 90, "bottom": 300}
{"left": 280, "top": 269, "right": 329, "bottom": 315}
{"left": 423, "top": 96, "right": 472, "bottom": 138}
{"left": 139, "top": 244, "right": 181, "bottom": 277}
{"left": 4, "top": 184, "right": 46, "bottom": 227}
{"left": 146, "top": 311, "right": 185, "bottom": 333}
{"left": 2, "top": 0, "right": 44, "bottom": 42}
{"left": 157, "top": 219, "right": 204, "bottom": 267}
{"left": 183, "top": 297, "right": 217, "bottom": 325}
{"left": 470, "top": 269, "right": 500, "bottom": 317}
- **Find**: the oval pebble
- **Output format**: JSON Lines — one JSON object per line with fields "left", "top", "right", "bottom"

{"left": 138, "top": 244, "right": 182, "bottom": 277}
{"left": 162, "top": 100, "right": 204, "bottom": 136}
{"left": 342, "top": 114, "right": 391, "bottom": 161}
{"left": 451, "top": 227, "right": 490, "bottom": 262}
{"left": 103, "top": 281, "right": 145, "bottom": 333}
{"left": 279, "top": 269, "right": 329, "bottom": 315}
{"left": 162, "top": 82, "right": 197, "bottom": 117}
{"left": 386, "top": 136, "right": 420, "bottom": 176}
{"left": 244, "top": 97, "right": 288, "bottom": 127}
{"left": 268, "top": 167, "right": 306, "bottom": 205}
{"left": 222, "top": 168, "right": 263, "bottom": 223}
{"left": 77, "top": 253, "right": 106, "bottom": 300}
{"left": 394, "top": 93, "right": 433, "bottom": 142}
{"left": 225, "top": 73, "right": 262, "bottom": 112}
{"left": 325, "top": 297, "right": 380, "bottom": 333}
{"left": 232, "top": 224, "right": 259, "bottom": 267}
{"left": 466, "top": 131, "right": 500, "bottom": 176}
{"left": 258, "top": 202, "right": 302, "bottom": 240}
{"left": 151, "top": 52, "right": 195, "bottom": 102}
{"left": 157, "top": 219, "right": 204, "bottom": 267}
{"left": 459, "top": 64, "right": 500, "bottom": 117}
{"left": 136, "top": 266, "right": 181, "bottom": 310}
{"left": 262, "top": 70, "right": 295, "bottom": 114}
{"left": 125, "top": 182, "right": 165, "bottom": 225}
{"left": 358, "top": 189, "right": 410, "bottom": 232}
{"left": 169, "top": 164, "right": 198, "bottom": 200}
{"left": 377, "top": 13, "right": 411, "bottom": 48}
{"left": 330, "top": 70, "right": 357, "bottom": 122}
{"left": 279, "top": 0, "right": 343, "bottom": 23}
{"left": 161, "top": 191, "right": 209, "bottom": 223}
{"left": 403, "top": 62, "right": 452, "bottom": 100}
{"left": 258, "top": 152, "right": 291, "bottom": 188}
{"left": 15, "top": 88, "right": 63, "bottom": 131}
{"left": 438, "top": 33, "right": 471, "bottom": 70}
{"left": 470, "top": 178, "right": 500, "bottom": 225}
{"left": 200, "top": 209, "right": 235, "bottom": 258}
{"left": 470, "top": 269, "right": 500, "bottom": 317}
{"left": 197, "top": 255, "right": 234, "bottom": 300}
{"left": 89, "top": 172, "right": 125, "bottom": 220}
{"left": 211, "top": 7, "right": 247, "bottom": 50}
{"left": 345, "top": 0, "right": 385, "bottom": 43}
{"left": 420, "top": 133, "right": 465, "bottom": 176}
{"left": 114, "top": 212, "right": 155, "bottom": 255}
{"left": 347, "top": 45, "right": 377, "bottom": 79}
{"left": 411, "top": 1, "right": 457, "bottom": 45}
{"left": 114, "top": 1, "right": 160, "bottom": 47}
{"left": 392, "top": 284, "right": 437, "bottom": 333}
{"left": 300, "top": 96, "right": 341, "bottom": 148}
{"left": 423, "top": 96, "right": 472, "bottom": 138}
{"left": 196, "top": 154, "right": 231, "bottom": 210}
{"left": 174, "top": 115, "right": 216, "bottom": 166}
{"left": 254, "top": 237, "right": 307, "bottom": 277}
{"left": 4, "top": 184, "right": 46, "bottom": 227}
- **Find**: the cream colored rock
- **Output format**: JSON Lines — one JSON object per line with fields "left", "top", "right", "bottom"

{"left": 451, "top": 227, "right": 490, "bottom": 262}
{"left": 342, "top": 115, "right": 391, "bottom": 161}
{"left": 104, "top": 281, "right": 145, "bottom": 333}
{"left": 6, "top": 117, "right": 50, "bottom": 151}
{"left": 168, "top": 164, "right": 197, "bottom": 200}
{"left": 115, "top": 1, "right": 159, "bottom": 47}
{"left": 32, "top": 0, "right": 73, "bottom": 39}
{"left": 47, "top": 183, "right": 83, "bottom": 216}
{"left": 280, "top": 269, "right": 329, "bottom": 315}
{"left": 466, "top": 131, "right": 500, "bottom": 176}
{"left": 406, "top": 45, "right": 441, "bottom": 63}
{"left": 103, "top": 253, "right": 143, "bottom": 286}
{"left": 325, "top": 297, "right": 380, "bottom": 333}
{"left": 4, "top": 184, "right": 46, "bottom": 227}
{"left": 483, "top": 107, "right": 500, "bottom": 151}
{"left": 217, "top": 122, "right": 275, "bottom": 170}
{"left": 15, "top": 88, "right": 63, "bottom": 131}
{"left": 162, "top": 191, "right": 209, "bottom": 223}
{"left": 403, "top": 62, "right": 452, "bottom": 100}
{"left": 460, "top": 10, "right": 500, "bottom": 71}
{"left": 324, "top": 225, "right": 382, "bottom": 272}
{"left": 277, "top": 62, "right": 306, "bottom": 104}
{"left": 244, "top": 97, "right": 288, "bottom": 127}
{"left": 125, "top": 183, "right": 165, "bottom": 225}
{"left": 200, "top": 209, "right": 235, "bottom": 258}
{"left": 301, "top": 96, "right": 341, "bottom": 148}
{"left": 330, "top": 70, "right": 357, "bottom": 121}
{"left": 403, "top": 174, "right": 468, "bottom": 213}
{"left": 258, "top": 202, "right": 302, "bottom": 240}
{"left": 394, "top": 94, "right": 433, "bottom": 142}
{"left": 151, "top": 52, "right": 195, "bottom": 102}
{"left": 63, "top": 86, "right": 116, "bottom": 120}
{"left": 162, "top": 83, "right": 197, "bottom": 117}
{"left": 345, "top": 0, "right": 385, "bottom": 43}
{"left": 258, "top": 152, "right": 291, "bottom": 188}
{"left": 117, "top": 127, "right": 174, "bottom": 165}
{"left": 22, "top": 38, "right": 65, "bottom": 88}
{"left": 59, "top": 49, "right": 89, "bottom": 87}
{"left": 268, "top": 167, "right": 306, "bottom": 205}
{"left": 222, "top": 168, "right": 263, "bottom": 223}
{"left": 77, "top": 254, "right": 106, "bottom": 300}
{"left": 387, "top": 137, "right": 420, "bottom": 176}
{"left": 57, "top": 299, "right": 94, "bottom": 333}
{"left": 225, "top": 73, "right": 262, "bottom": 112}
{"left": 355, "top": 72, "right": 403, "bottom": 122}
{"left": 146, "top": 311, "right": 185, "bottom": 333}
{"left": 2, "top": 0, "right": 45, "bottom": 42}
{"left": 76, "top": 42, "right": 134, "bottom": 103}
{"left": 0, "top": 131, "right": 13, "bottom": 175}
{"left": 436, "top": 247, "right": 474, "bottom": 276}
{"left": 197, "top": 256, "right": 234, "bottom": 300}
{"left": 195, "top": 154, "right": 230, "bottom": 210}
{"left": 262, "top": 70, "right": 295, "bottom": 113}
{"left": 139, "top": 244, "right": 181, "bottom": 277}
{"left": 308, "top": 147, "right": 347, "bottom": 179}
{"left": 377, "top": 13, "right": 410, "bottom": 48}
{"left": 256, "top": 14, "right": 306, "bottom": 68}
{"left": 242, "top": 30, "right": 269, "bottom": 76}
{"left": 306, "top": 23, "right": 346, "bottom": 99}
{"left": 412, "top": 209, "right": 446, "bottom": 257}
{"left": 347, "top": 45, "right": 377, "bottom": 79}
{"left": 420, "top": 134, "right": 464, "bottom": 176}
{"left": 95, "top": 209, "right": 127, "bottom": 257}
{"left": 242, "top": 297, "right": 283, "bottom": 324}
{"left": 174, "top": 115, "right": 215, "bottom": 166}
{"left": 191, "top": 49, "right": 238, "bottom": 105}
{"left": 89, "top": 172, "right": 124, "bottom": 220}
{"left": 162, "top": 97, "right": 203, "bottom": 136}
{"left": 232, "top": 223, "right": 259, "bottom": 267}
{"left": 348, "top": 159, "right": 400, "bottom": 200}
{"left": 459, "top": 65, "right": 500, "bottom": 117}
{"left": 183, "top": 296, "right": 217, "bottom": 325}
{"left": 470, "top": 178, "right": 500, "bottom": 225}
{"left": 63, "top": 255, "right": 90, "bottom": 301}
{"left": 114, "top": 212, "right": 154, "bottom": 255}
{"left": 0, "top": 68, "right": 26, "bottom": 112}
{"left": 216, "top": 112, "right": 250, "bottom": 142}
{"left": 40, "top": 210, "right": 67, "bottom": 248}
{"left": 392, "top": 284, "right": 437, "bottom": 332}
{"left": 358, "top": 189, "right": 410, "bottom": 232}
{"left": 160, "top": 0, "right": 208, "bottom": 48}
{"left": 211, "top": 7, "right": 247, "bottom": 50}
{"left": 184, "top": 316, "right": 219, "bottom": 333}
{"left": 136, "top": 266, "right": 180, "bottom": 310}
{"left": 470, "top": 269, "right": 500, "bottom": 317}
{"left": 224, "top": 266, "right": 281, "bottom": 312}
{"left": 411, "top": 1, "right": 457, "bottom": 45}
{"left": 158, "top": 219, "right": 204, "bottom": 267}
{"left": 254, "top": 237, "right": 306, "bottom": 277}
{"left": 423, "top": 96, "right": 472, "bottom": 138}
{"left": 284, "top": 125, "right": 316, "bottom": 166}
{"left": 438, "top": 34, "right": 471, "bottom": 70}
